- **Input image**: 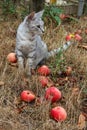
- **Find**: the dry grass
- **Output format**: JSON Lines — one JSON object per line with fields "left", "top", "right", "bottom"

{"left": 0, "top": 15, "right": 87, "bottom": 130}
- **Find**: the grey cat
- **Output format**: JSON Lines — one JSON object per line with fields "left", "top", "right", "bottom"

{"left": 15, "top": 10, "right": 73, "bottom": 75}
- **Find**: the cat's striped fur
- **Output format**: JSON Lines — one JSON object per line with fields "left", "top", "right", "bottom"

{"left": 15, "top": 11, "right": 73, "bottom": 75}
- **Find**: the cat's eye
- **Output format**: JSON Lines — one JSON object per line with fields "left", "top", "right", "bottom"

{"left": 37, "top": 25, "right": 40, "bottom": 28}
{"left": 32, "top": 25, "right": 35, "bottom": 28}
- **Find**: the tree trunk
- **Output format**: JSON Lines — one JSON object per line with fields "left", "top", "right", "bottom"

{"left": 29, "top": 0, "right": 45, "bottom": 12}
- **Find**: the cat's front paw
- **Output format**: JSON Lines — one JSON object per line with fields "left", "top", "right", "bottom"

{"left": 26, "top": 69, "right": 36, "bottom": 76}
{"left": 26, "top": 70, "right": 32, "bottom": 76}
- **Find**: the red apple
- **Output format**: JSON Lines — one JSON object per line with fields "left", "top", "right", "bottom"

{"left": 39, "top": 76, "right": 48, "bottom": 87}
{"left": 65, "top": 35, "right": 71, "bottom": 41}
{"left": 75, "top": 34, "right": 82, "bottom": 41}
{"left": 50, "top": 106, "right": 67, "bottom": 121}
{"left": 7, "top": 52, "right": 17, "bottom": 63}
{"left": 45, "top": 86, "right": 62, "bottom": 103}
{"left": 20, "top": 90, "right": 35, "bottom": 102}
{"left": 59, "top": 14, "right": 66, "bottom": 20}
{"left": 38, "top": 65, "right": 51, "bottom": 76}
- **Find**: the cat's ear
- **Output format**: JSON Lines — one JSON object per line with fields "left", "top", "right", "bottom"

{"left": 27, "top": 12, "right": 35, "bottom": 21}
{"left": 35, "top": 10, "right": 44, "bottom": 18}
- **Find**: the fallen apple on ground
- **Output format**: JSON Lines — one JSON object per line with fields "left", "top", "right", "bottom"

{"left": 65, "top": 66, "right": 72, "bottom": 76}
{"left": 65, "top": 35, "right": 72, "bottom": 41}
{"left": 38, "top": 65, "right": 51, "bottom": 76}
{"left": 50, "top": 106, "right": 67, "bottom": 121}
{"left": 38, "top": 76, "right": 48, "bottom": 87}
{"left": 20, "top": 90, "right": 36, "bottom": 102}
{"left": 59, "top": 14, "right": 67, "bottom": 20}
{"left": 7, "top": 52, "right": 17, "bottom": 63}
{"left": 75, "top": 34, "right": 82, "bottom": 41}
{"left": 45, "top": 86, "right": 62, "bottom": 103}
{"left": 65, "top": 34, "right": 75, "bottom": 41}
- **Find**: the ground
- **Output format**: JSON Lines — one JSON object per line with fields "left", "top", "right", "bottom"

{"left": 0, "top": 13, "right": 87, "bottom": 130}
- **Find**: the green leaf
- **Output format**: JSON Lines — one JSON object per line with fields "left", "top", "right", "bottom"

{"left": 43, "top": 5, "right": 63, "bottom": 26}
{"left": 54, "top": 16, "right": 61, "bottom": 25}
{"left": 51, "top": 6, "right": 63, "bottom": 15}
{"left": 67, "top": 16, "right": 79, "bottom": 22}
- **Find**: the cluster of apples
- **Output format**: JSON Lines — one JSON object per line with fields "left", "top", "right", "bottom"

{"left": 7, "top": 53, "right": 67, "bottom": 121}
{"left": 38, "top": 65, "right": 67, "bottom": 121}
{"left": 65, "top": 28, "right": 87, "bottom": 42}
{"left": 20, "top": 65, "right": 67, "bottom": 122}
{"left": 65, "top": 33, "right": 82, "bottom": 42}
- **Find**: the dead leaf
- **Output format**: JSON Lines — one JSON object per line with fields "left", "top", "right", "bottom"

{"left": 82, "top": 112, "right": 87, "bottom": 121}
{"left": 9, "top": 27, "right": 16, "bottom": 35}
{"left": 23, "top": 77, "right": 29, "bottom": 83}
{"left": 51, "top": 102, "right": 58, "bottom": 108}
{"left": 57, "top": 77, "right": 68, "bottom": 86}
{"left": 13, "top": 97, "right": 22, "bottom": 106}
{"left": 72, "top": 87, "right": 79, "bottom": 95}
{"left": 47, "top": 77, "right": 54, "bottom": 87}
{"left": 83, "top": 16, "right": 87, "bottom": 20}
{"left": 78, "top": 45, "right": 87, "bottom": 50}
{"left": 77, "top": 113, "right": 86, "bottom": 129}
{"left": 16, "top": 104, "right": 27, "bottom": 114}
{"left": 0, "top": 81, "right": 4, "bottom": 86}
{"left": 9, "top": 63, "right": 18, "bottom": 67}
{"left": 35, "top": 97, "right": 43, "bottom": 106}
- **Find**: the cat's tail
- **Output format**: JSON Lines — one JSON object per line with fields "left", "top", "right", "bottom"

{"left": 46, "top": 41, "right": 74, "bottom": 59}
